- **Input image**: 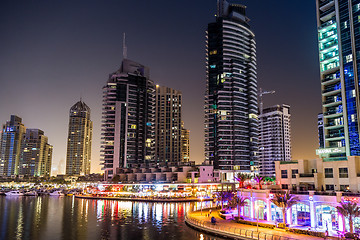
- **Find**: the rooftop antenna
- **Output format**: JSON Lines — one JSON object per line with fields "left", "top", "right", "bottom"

{"left": 123, "top": 32, "right": 127, "bottom": 59}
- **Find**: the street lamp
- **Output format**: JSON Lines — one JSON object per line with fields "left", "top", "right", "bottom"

{"left": 200, "top": 197, "right": 204, "bottom": 215}
{"left": 255, "top": 205, "right": 259, "bottom": 232}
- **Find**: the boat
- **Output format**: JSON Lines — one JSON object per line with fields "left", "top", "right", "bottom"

{"left": 49, "top": 190, "right": 64, "bottom": 196}
{"left": 5, "top": 191, "right": 24, "bottom": 196}
{"left": 24, "top": 191, "right": 38, "bottom": 196}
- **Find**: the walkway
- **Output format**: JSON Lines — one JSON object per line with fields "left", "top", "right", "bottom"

{"left": 186, "top": 209, "right": 326, "bottom": 240}
{"left": 76, "top": 194, "right": 201, "bottom": 202}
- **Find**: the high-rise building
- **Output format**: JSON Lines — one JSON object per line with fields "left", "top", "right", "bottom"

{"left": 66, "top": 100, "right": 92, "bottom": 176}
{"left": 0, "top": 115, "right": 26, "bottom": 177}
{"left": 258, "top": 104, "right": 291, "bottom": 177}
{"left": 101, "top": 59, "right": 155, "bottom": 180}
{"left": 315, "top": 1, "right": 360, "bottom": 159}
{"left": 180, "top": 122, "right": 190, "bottom": 163}
{"left": 19, "top": 129, "right": 53, "bottom": 177}
{"left": 155, "top": 85, "right": 182, "bottom": 164}
{"left": 318, "top": 113, "right": 325, "bottom": 149}
{"left": 204, "top": 0, "right": 258, "bottom": 172}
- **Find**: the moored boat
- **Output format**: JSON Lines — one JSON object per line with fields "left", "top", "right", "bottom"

{"left": 5, "top": 191, "right": 24, "bottom": 196}
{"left": 24, "top": 191, "right": 38, "bottom": 196}
{"left": 49, "top": 190, "right": 64, "bottom": 196}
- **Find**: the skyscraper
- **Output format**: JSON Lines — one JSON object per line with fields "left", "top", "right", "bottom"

{"left": 315, "top": 0, "right": 360, "bottom": 159}
{"left": 258, "top": 104, "right": 291, "bottom": 177}
{"left": 66, "top": 100, "right": 92, "bottom": 176}
{"left": 204, "top": 0, "right": 258, "bottom": 173}
{"left": 180, "top": 122, "right": 190, "bottom": 163}
{"left": 19, "top": 129, "right": 53, "bottom": 177}
{"left": 155, "top": 85, "right": 182, "bottom": 164}
{"left": 0, "top": 115, "right": 26, "bottom": 177}
{"left": 101, "top": 59, "right": 155, "bottom": 180}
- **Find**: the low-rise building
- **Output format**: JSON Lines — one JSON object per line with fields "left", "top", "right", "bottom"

{"left": 238, "top": 189, "right": 357, "bottom": 233}
{"left": 275, "top": 156, "right": 360, "bottom": 192}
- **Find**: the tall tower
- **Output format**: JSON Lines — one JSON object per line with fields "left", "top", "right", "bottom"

{"left": 155, "top": 85, "right": 182, "bottom": 164}
{"left": 205, "top": 0, "right": 258, "bottom": 172}
{"left": 65, "top": 100, "right": 92, "bottom": 176}
{"left": 0, "top": 115, "right": 26, "bottom": 176}
{"left": 180, "top": 121, "right": 190, "bottom": 163}
{"left": 19, "top": 129, "right": 53, "bottom": 177}
{"left": 258, "top": 104, "right": 291, "bottom": 177}
{"left": 101, "top": 59, "right": 155, "bottom": 180}
{"left": 315, "top": 0, "right": 360, "bottom": 159}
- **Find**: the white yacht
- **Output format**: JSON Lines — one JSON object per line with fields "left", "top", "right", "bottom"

{"left": 49, "top": 190, "right": 64, "bottom": 196}
{"left": 24, "top": 191, "right": 38, "bottom": 196}
{"left": 5, "top": 191, "right": 24, "bottom": 196}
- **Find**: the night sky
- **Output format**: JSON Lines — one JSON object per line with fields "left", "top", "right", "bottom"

{"left": 0, "top": 0, "right": 321, "bottom": 174}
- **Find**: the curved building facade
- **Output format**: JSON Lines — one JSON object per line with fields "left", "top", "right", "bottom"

{"left": 66, "top": 100, "right": 92, "bottom": 176}
{"left": 101, "top": 59, "right": 155, "bottom": 180}
{"left": 205, "top": 0, "right": 258, "bottom": 172}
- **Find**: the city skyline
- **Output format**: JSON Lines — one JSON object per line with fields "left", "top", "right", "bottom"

{"left": 0, "top": 0, "right": 321, "bottom": 174}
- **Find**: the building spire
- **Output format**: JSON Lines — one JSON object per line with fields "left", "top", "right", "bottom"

{"left": 123, "top": 32, "right": 127, "bottom": 59}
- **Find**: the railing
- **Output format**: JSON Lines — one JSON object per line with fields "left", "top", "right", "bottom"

{"left": 299, "top": 173, "right": 314, "bottom": 178}
{"left": 185, "top": 214, "right": 299, "bottom": 240}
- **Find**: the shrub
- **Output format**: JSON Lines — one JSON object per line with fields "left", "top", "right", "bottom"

{"left": 344, "top": 232, "right": 359, "bottom": 239}
{"left": 287, "top": 228, "right": 325, "bottom": 238}
{"left": 235, "top": 219, "right": 275, "bottom": 229}
{"left": 277, "top": 223, "right": 288, "bottom": 229}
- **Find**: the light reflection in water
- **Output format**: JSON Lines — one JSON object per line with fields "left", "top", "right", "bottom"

{"left": 0, "top": 197, "right": 222, "bottom": 240}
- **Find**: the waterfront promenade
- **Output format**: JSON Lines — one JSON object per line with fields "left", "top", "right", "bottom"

{"left": 186, "top": 209, "right": 326, "bottom": 240}
{"left": 76, "top": 194, "right": 203, "bottom": 202}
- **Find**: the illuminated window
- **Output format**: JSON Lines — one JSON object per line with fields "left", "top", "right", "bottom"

{"left": 130, "top": 125, "right": 137, "bottom": 129}
{"left": 210, "top": 65, "right": 216, "bottom": 69}
{"left": 346, "top": 54, "right": 353, "bottom": 63}
{"left": 351, "top": 114, "right": 356, "bottom": 122}
{"left": 351, "top": 89, "right": 356, "bottom": 98}
{"left": 209, "top": 50, "right": 217, "bottom": 55}
{"left": 249, "top": 113, "right": 258, "bottom": 119}
{"left": 339, "top": 168, "right": 348, "bottom": 178}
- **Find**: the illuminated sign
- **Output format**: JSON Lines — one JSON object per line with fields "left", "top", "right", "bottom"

{"left": 316, "top": 147, "right": 345, "bottom": 156}
{"left": 343, "top": 197, "right": 359, "bottom": 203}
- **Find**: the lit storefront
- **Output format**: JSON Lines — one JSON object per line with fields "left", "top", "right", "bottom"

{"left": 255, "top": 200, "right": 267, "bottom": 220}
{"left": 291, "top": 203, "right": 310, "bottom": 226}
{"left": 315, "top": 205, "right": 339, "bottom": 231}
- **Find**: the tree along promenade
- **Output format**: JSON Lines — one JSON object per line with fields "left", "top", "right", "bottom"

{"left": 185, "top": 209, "right": 327, "bottom": 240}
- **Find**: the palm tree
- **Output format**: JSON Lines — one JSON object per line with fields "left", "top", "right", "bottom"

{"left": 215, "top": 191, "right": 235, "bottom": 210}
{"left": 229, "top": 195, "right": 248, "bottom": 219}
{"left": 253, "top": 175, "right": 264, "bottom": 189}
{"left": 235, "top": 173, "right": 250, "bottom": 188}
{"left": 336, "top": 201, "right": 360, "bottom": 233}
{"left": 270, "top": 192, "right": 299, "bottom": 224}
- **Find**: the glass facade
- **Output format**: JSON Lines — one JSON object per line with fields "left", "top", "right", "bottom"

{"left": 255, "top": 200, "right": 267, "bottom": 220}
{"left": 315, "top": 205, "right": 339, "bottom": 231}
{"left": 291, "top": 204, "right": 311, "bottom": 226}
{"left": 316, "top": 0, "right": 360, "bottom": 159}
{"left": 205, "top": 0, "right": 258, "bottom": 171}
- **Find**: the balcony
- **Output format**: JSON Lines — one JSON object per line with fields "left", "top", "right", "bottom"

{"left": 322, "top": 87, "right": 341, "bottom": 96}
{"left": 323, "top": 98, "right": 341, "bottom": 107}
{"left": 324, "top": 122, "right": 343, "bottom": 129}
{"left": 299, "top": 173, "right": 314, "bottom": 178}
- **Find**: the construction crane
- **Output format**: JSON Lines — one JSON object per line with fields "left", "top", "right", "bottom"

{"left": 258, "top": 88, "right": 275, "bottom": 115}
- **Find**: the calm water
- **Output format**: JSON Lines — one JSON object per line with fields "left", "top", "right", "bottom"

{"left": 0, "top": 196, "right": 224, "bottom": 240}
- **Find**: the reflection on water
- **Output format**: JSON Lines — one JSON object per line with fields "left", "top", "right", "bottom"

{"left": 0, "top": 197, "right": 222, "bottom": 240}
